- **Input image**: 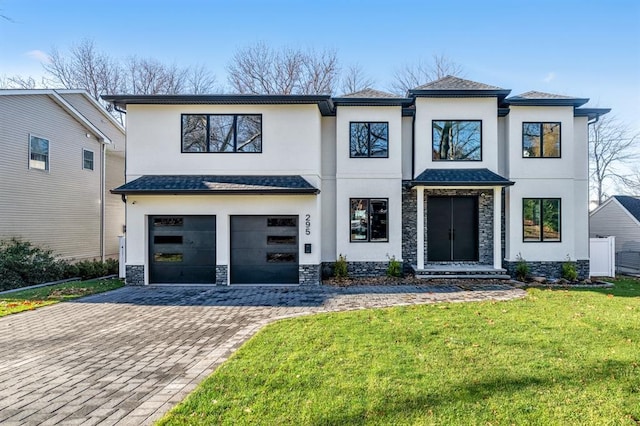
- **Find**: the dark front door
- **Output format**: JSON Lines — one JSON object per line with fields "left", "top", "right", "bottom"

{"left": 149, "top": 215, "right": 216, "bottom": 284}
{"left": 230, "top": 215, "right": 299, "bottom": 284}
{"left": 427, "top": 196, "right": 478, "bottom": 261}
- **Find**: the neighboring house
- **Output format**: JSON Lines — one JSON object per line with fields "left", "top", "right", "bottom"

{"left": 104, "top": 76, "right": 609, "bottom": 285}
{"left": 0, "top": 89, "right": 125, "bottom": 261}
{"left": 590, "top": 196, "right": 640, "bottom": 270}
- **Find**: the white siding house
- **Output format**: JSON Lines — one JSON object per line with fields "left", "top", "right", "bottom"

{"left": 0, "top": 89, "right": 125, "bottom": 260}
{"left": 104, "top": 76, "right": 608, "bottom": 285}
{"left": 590, "top": 196, "right": 640, "bottom": 253}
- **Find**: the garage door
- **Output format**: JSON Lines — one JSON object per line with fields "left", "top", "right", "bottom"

{"left": 230, "top": 215, "right": 298, "bottom": 284}
{"left": 149, "top": 215, "right": 216, "bottom": 284}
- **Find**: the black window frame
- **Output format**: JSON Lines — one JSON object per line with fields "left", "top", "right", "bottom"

{"left": 181, "top": 113, "right": 263, "bottom": 153}
{"left": 522, "top": 198, "right": 562, "bottom": 242}
{"left": 522, "top": 122, "right": 561, "bottom": 158}
{"left": 29, "top": 134, "right": 50, "bottom": 171}
{"left": 82, "top": 148, "right": 94, "bottom": 171}
{"left": 349, "top": 198, "right": 389, "bottom": 243}
{"left": 349, "top": 121, "right": 389, "bottom": 158}
{"left": 432, "top": 120, "right": 482, "bottom": 162}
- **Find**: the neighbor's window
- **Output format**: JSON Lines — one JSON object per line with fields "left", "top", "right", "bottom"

{"left": 83, "top": 149, "right": 94, "bottom": 170}
{"left": 522, "top": 122, "right": 560, "bottom": 158}
{"left": 181, "top": 114, "right": 262, "bottom": 153}
{"left": 432, "top": 120, "right": 481, "bottom": 161}
{"left": 523, "top": 198, "right": 561, "bottom": 242}
{"left": 350, "top": 122, "right": 388, "bottom": 157}
{"left": 350, "top": 198, "right": 388, "bottom": 242}
{"left": 29, "top": 135, "right": 49, "bottom": 170}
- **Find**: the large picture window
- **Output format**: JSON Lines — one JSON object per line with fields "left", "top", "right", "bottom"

{"left": 350, "top": 122, "right": 388, "bottom": 157}
{"left": 29, "top": 135, "right": 49, "bottom": 171}
{"left": 181, "top": 114, "right": 262, "bottom": 153}
{"left": 523, "top": 198, "right": 561, "bottom": 242}
{"left": 523, "top": 122, "right": 560, "bottom": 158}
{"left": 350, "top": 198, "right": 388, "bottom": 242}
{"left": 432, "top": 120, "right": 481, "bottom": 161}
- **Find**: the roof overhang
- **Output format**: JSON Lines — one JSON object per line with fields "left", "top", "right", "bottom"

{"left": 507, "top": 97, "right": 589, "bottom": 107}
{"left": 332, "top": 97, "right": 413, "bottom": 107}
{"left": 409, "top": 89, "right": 512, "bottom": 101}
{"left": 574, "top": 108, "right": 611, "bottom": 120}
{"left": 410, "top": 168, "right": 514, "bottom": 187}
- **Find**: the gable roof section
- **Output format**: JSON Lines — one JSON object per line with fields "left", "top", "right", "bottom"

{"left": 56, "top": 89, "right": 125, "bottom": 135}
{"left": 614, "top": 195, "right": 640, "bottom": 223}
{"left": 333, "top": 88, "right": 412, "bottom": 107}
{"left": 112, "top": 175, "right": 320, "bottom": 195}
{"left": 411, "top": 168, "right": 514, "bottom": 187}
{"left": 409, "top": 76, "right": 511, "bottom": 100}
{"left": 0, "top": 89, "right": 113, "bottom": 144}
{"left": 507, "top": 91, "right": 589, "bottom": 107}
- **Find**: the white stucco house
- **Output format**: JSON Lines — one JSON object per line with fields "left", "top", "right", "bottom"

{"left": 104, "top": 76, "right": 609, "bottom": 285}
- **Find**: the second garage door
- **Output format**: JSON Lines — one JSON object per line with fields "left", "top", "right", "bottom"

{"left": 230, "top": 215, "right": 299, "bottom": 284}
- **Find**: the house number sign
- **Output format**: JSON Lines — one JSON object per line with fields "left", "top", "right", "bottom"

{"left": 305, "top": 214, "right": 311, "bottom": 235}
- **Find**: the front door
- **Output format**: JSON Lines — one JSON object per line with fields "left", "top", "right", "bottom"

{"left": 427, "top": 196, "right": 478, "bottom": 261}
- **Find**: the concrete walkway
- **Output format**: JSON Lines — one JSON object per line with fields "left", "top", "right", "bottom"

{"left": 0, "top": 283, "right": 525, "bottom": 425}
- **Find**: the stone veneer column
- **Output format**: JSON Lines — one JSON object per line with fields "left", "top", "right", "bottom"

{"left": 416, "top": 187, "right": 425, "bottom": 270}
{"left": 493, "top": 186, "right": 502, "bottom": 269}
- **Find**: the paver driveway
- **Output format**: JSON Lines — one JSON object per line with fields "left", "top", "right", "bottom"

{"left": 0, "top": 283, "right": 525, "bottom": 425}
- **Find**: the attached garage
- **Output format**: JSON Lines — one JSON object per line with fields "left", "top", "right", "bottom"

{"left": 148, "top": 215, "right": 216, "bottom": 284}
{"left": 231, "top": 215, "right": 299, "bottom": 284}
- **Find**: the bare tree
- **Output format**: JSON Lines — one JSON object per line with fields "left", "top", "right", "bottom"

{"left": 227, "top": 42, "right": 339, "bottom": 95}
{"left": 390, "top": 53, "right": 464, "bottom": 95}
{"left": 187, "top": 64, "right": 218, "bottom": 94}
{"left": 340, "top": 64, "right": 375, "bottom": 95}
{"left": 0, "top": 74, "right": 43, "bottom": 89}
{"left": 124, "top": 56, "right": 187, "bottom": 95}
{"left": 590, "top": 115, "right": 640, "bottom": 205}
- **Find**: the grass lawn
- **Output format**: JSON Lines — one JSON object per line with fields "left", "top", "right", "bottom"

{"left": 0, "top": 278, "right": 124, "bottom": 317}
{"left": 159, "top": 277, "right": 640, "bottom": 425}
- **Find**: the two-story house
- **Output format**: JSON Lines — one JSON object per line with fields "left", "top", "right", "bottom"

{"left": 104, "top": 76, "right": 609, "bottom": 285}
{"left": 0, "top": 89, "right": 126, "bottom": 261}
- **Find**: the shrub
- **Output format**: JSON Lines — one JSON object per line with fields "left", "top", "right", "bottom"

{"left": 515, "top": 254, "right": 529, "bottom": 282}
{"left": 334, "top": 254, "right": 348, "bottom": 278}
{"left": 0, "top": 239, "right": 64, "bottom": 291}
{"left": 386, "top": 255, "right": 402, "bottom": 278}
{"left": 562, "top": 258, "right": 578, "bottom": 281}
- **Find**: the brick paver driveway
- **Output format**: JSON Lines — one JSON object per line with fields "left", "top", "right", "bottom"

{"left": 0, "top": 283, "right": 525, "bottom": 425}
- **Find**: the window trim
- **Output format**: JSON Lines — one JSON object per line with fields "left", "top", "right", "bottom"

{"left": 522, "top": 198, "right": 562, "bottom": 242}
{"left": 82, "top": 148, "right": 95, "bottom": 171}
{"left": 431, "top": 120, "right": 483, "bottom": 162}
{"left": 522, "top": 122, "right": 561, "bottom": 158}
{"left": 28, "top": 134, "right": 50, "bottom": 172}
{"left": 180, "top": 113, "right": 263, "bottom": 154}
{"left": 349, "top": 121, "right": 389, "bottom": 158}
{"left": 349, "top": 197, "right": 389, "bottom": 243}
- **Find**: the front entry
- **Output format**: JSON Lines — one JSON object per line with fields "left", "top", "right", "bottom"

{"left": 230, "top": 215, "right": 299, "bottom": 284}
{"left": 427, "top": 196, "right": 478, "bottom": 261}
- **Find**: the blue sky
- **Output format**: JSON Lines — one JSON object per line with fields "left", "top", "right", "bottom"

{"left": 1, "top": 0, "right": 639, "bottom": 129}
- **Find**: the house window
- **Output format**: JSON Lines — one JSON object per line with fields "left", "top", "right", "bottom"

{"left": 432, "top": 120, "right": 481, "bottom": 161}
{"left": 181, "top": 114, "right": 262, "bottom": 153}
{"left": 350, "top": 122, "right": 389, "bottom": 157}
{"left": 522, "top": 122, "right": 560, "bottom": 158}
{"left": 350, "top": 198, "right": 388, "bottom": 242}
{"left": 523, "top": 198, "right": 561, "bottom": 242}
{"left": 29, "top": 135, "right": 49, "bottom": 171}
{"left": 83, "top": 149, "right": 94, "bottom": 170}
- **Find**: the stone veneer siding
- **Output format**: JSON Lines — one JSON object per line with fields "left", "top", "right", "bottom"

{"left": 299, "top": 264, "right": 321, "bottom": 285}
{"left": 125, "top": 265, "right": 145, "bottom": 286}
{"left": 215, "top": 265, "right": 228, "bottom": 286}
{"left": 504, "top": 259, "right": 590, "bottom": 280}
{"left": 347, "top": 261, "right": 395, "bottom": 278}
{"left": 402, "top": 184, "right": 495, "bottom": 268}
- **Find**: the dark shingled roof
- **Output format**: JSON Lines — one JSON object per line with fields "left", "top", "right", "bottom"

{"left": 507, "top": 91, "right": 589, "bottom": 107}
{"left": 340, "top": 88, "right": 402, "bottom": 98}
{"left": 411, "top": 168, "right": 514, "bottom": 187}
{"left": 413, "top": 75, "right": 505, "bottom": 91}
{"left": 614, "top": 195, "right": 640, "bottom": 222}
{"left": 112, "top": 175, "right": 319, "bottom": 195}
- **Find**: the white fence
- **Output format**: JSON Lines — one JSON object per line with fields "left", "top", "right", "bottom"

{"left": 589, "top": 236, "right": 615, "bottom": 277}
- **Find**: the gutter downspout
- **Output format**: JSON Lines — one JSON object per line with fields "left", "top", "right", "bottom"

{"left": 101, "top": 143, "right": 106, "bottom": 261}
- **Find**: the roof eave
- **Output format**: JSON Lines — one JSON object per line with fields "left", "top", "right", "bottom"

{"left": 111, "top": 188, "right": 320, "bottom": 195}
{"left": 409, "top": 180, "right": 514, "bottom": 187}
{"left": 507, "top": 98, "right": 590, "bottom": 107}
{"left": 332, "top": 97, "right": 413, "bottom": 107}
{"left": 408, "top": 89, "right": 512, "bottom": 99}
{"left": 574, "top": 108, "right": 611, "bottom": 120}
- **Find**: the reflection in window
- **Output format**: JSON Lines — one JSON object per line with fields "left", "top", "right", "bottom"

{"left": 154, "top": 253, "right": 183, "bottom": 262}
{"left": 350, "top": 122, "right": 388, "bottom": 157}
{"left": 153, "top": 217, "right": 184, "bottom": 227}
{"left": 267, "top": 236, "right": 296, "bottom": 245}
{"left": 154, "top": 235, "right": 183, "bottom": 244}
{"left": 29, "top": 135, "right": 49, "bottom": 170}
{"left": 523, "top": 122, "right": 560, "bottom": 158}
{"left": 267, "top": 218, "right": 297, "bottom": 227}
{"left": 523, "top": 198, "right": 560, "bottom": 242}
{"left": 350, "top": 198, "right": 388, "bottom": 242}
{"left": 266, "top": 253, "right": 296, "bottom": 263}
{"left": 432, "top": 120, "right": 481, "bottom": 161}
{"left": 182, "top": 114, "right": 262, "bottom": 153}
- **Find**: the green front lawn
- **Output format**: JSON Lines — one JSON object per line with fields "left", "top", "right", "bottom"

{"left": 0, "top": 278, "right": 124, "bottom": 317}
{"left": 159, "top": 277, "right": 640, "bottom": 425}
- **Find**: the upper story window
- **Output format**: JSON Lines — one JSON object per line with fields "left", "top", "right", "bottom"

{"left": 83, "top": 149, "right": 94, "bottom": 171}
{"left": 522, "top": 122, "right": 560, "bottom": 158}
{"left": 181, "top": 114, "right": 262, "bottom": 153}
{"left": 350, "top": 198, "right": 388, "bottom": 242}
{"left": 432, "top": 120, "right": 481, "bottom": 161}
{"left": 29, "top": 135, "right": 49, "bottom": 171}
{"left": 350, "top": 122, "right": 388, "bottom": 158}
{"left": 523, "top": 198, "right": 561, "bottom": 242}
